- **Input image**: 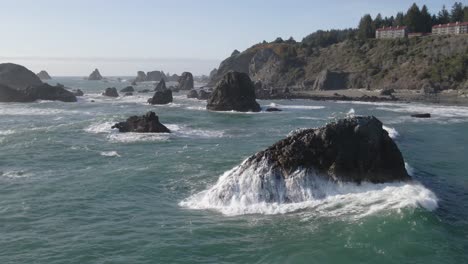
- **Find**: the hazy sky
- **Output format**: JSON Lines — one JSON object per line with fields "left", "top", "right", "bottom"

{"left": 0, "top": 0, "right": 460, "bottom": 76}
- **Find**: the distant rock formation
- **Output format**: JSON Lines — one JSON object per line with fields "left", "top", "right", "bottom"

{"left": 178, "top": 72, "right": 194, "bottom": 90}
{"left": 120, "top": 86, "right": 134, "bottom": 93}
{"left": 88, "top": 69, "right": 103, "bottom": 80}
{"left": 37, "top": 70, "right": 52, "bottom": 80}
{"left": 148, "top": 80, "right": 173, "bottom": 104}
{"left": 313, "top": 70, "right": 349, "bottom": 90}
{"left": 146, "top": 71, "right": 166, "bottom": 82}
{"left": 102, "top": 87, "right": 119, "bottom": 97}
{"left": 135, "top": 71, "right": 147, "bottom": 82}
{"left": 187, "top": 89, "right": 211, "bottom": 100}
{"left": 187, "top": 89, "right": 198, "bottom": 98}
{"left": 206, "top": 71, "right": 261, "bottom": 112}
{"left": 209, "top": 68, "right": 218, "bottom": 80}
{"left": 0, "top": 63, "right": 76, "bottom": 102}
{"left": 249, "top": 116, "right": 410, "bottom": 183}
{"left": 112, "top": 111, "right": 170, "bottom": 133}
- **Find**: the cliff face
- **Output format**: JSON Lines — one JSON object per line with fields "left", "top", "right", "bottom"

{"left": 209, "top": 35, "right": 468, "bottom": 91}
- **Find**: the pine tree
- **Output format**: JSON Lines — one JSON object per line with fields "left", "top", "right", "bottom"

{"left": 374, "top": 13, "right": 383, "bottom": 29}
{"left": 405, "top": 3, "right": 422, "bottom": 32}
{"left": 420, "top": 5, "right": 432, "bottom": 33}
{"left": 358, "top": 14, "right": 374, "bottom": 39}
{"left": 394, "top": 12, "right": 405, "bottom": 26}
{"left": 438, "top": 5, "right": 450, "bottom": 24}
{"left": 450, "top": 2, "right": 464, "bottom": 22}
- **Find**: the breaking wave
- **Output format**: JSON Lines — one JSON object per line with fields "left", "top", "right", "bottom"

{"left": 383, "top": 125, "right": 399, "bottom": 139}
{"left": 180, "top": 157, "right": 438, "bottom": 217}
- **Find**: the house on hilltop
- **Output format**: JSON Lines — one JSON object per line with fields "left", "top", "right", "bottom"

{"left": 432, "top": 22, "right": 468, "bottom": 35}
{"left": 376, "top": 26, "right": 408, "bottom": 39}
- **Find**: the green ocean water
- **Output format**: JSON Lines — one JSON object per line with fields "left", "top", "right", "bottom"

{"left": 0, "top": 77, "right": 467, "bottom": 263}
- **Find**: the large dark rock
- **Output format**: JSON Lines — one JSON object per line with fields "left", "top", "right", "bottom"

{"left": 197, "top": 90, "right": 211, "bottom": 100}
{"left": 0, "top": 63, "right": 42, "bottom": 90}
{"left": 37, "top": 70, "right": 52, "bottom": 80}
{"left": 411, "top": 113, "right": 431, "bottom": 118}
{"left": 0, "top": 63, "right": 76, "bottom": 102}
{"left": 148, "top": 86, "right": 173, "bottom": 105}
{"left": 111, "top": 111, "right": 170, "bottom": 133}
{"left": 88, "top": 69, "right": 103, "bottom": 80}
{"left": 313, "top": 70, "right": 349, "bottom": 90}
{"left": 206, "top": 71, "right": 261, "bottom": 112}
{"left": 135, "top": 71, "right": 147, "bottom": 82}
{"left": 102, "top": 87, "right": 119, "bottom": 97}
{"left": 155, "top": 79, "right": 167, "bottom": 91}
{"left": 265, "top": 107, "right": 282, "bottom": 112}
{"left": 120, "top": 86, "right": 134, "bottom": 93}
{"left": 178, "top": 72, "right": 194, "bottom": 90}
{"left": 0, "top": 84, "right": 34, "bottom": 102}
{"left": 247, "top": 116, "right": 410, "bottom": 183}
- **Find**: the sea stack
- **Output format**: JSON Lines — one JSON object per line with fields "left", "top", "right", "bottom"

{"left": 249, "top": 116, "right": 410, "bottom": 183}
{"left": 112, "top": 111, "right": 170, "bottom": 133}
{"left": 36, "top": 70, "right": 52, "bottom": 80}
{"left": 178, "top": 72, "right": 194, "bottom": 90}
{"left": 0, "top": 63, "right": 76, "bottom": 102}
{"left": 148, "top": 80, "right": 173, "bottom": 104}
{"left": 206, "top": 71, "right": 261, "bottom": 112}
{"left": 102, "top": 87, "right": 119, "bottom": 97}
{"left": 88, "top": 69, "right": 103, "bottom": 81}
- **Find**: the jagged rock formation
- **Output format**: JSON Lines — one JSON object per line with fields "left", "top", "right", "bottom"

{"left": 88, "top": 69, "right": 103, "bottom": 80}
{"left": 37, "top": 70, "right": 52, "bottom": 80}
{"left": 206, "top": 71, "right": 261, "bottom": 112}
{"left": 178, "top": 72, "right": 194, "bottom": 90}
{"left": 146, "top": 71, "right": 165, "bottom": 82}
{"left": 148, "top": 80, "right": 173, "bottom": 105}
{"left": 248, "top": 116, "right": 410, "bottom": 183}
{"left": 111, "top": 111, "right": 170, "bottom": 133}
{"left": 102, "top": 87, "right": 119, "bottom": 97}
{"left": 135, "top": 71, "right": 147, "bottom": 82}
{"left": 0, "top": 63, "right": 76, "bottom": 102}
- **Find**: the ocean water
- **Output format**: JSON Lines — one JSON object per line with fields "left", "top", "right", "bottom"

{"left": 0, "top": 77, "right": 467, "bottom": 264}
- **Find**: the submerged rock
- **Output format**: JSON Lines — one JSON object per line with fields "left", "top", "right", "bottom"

{"left": 111, "top": 111, "right": 170, "bottom": 133}
{"left": 37, "top": 70, "right": 52, "bottom": 80}
{"left": 206, "top": 71, "right": 261, "bottom": 112}
{"left": 102, "top": 87, "right": 119, "bottom": 97}
{"left": 73, "top": 89, "right": 84, "bottom": 96}
{"left": 187, "top": 89, "right": 198, "bottom": 98}
{"left": 265, "top": 107, "right": 282, "bottom": 112}
{"left": 247, "top": 116, "right": 410, "bottom": 184}
{"left": 411, "top": 113, "right": 431, "bottom": 118}
{"left": 178, "top": 72, "right": 194, "bottom": 90}
{"left": 120, "top": 86, "right": 134, "bottom": 93}
{"left": 88, "top": 69, "right": 103, "bottom": 80}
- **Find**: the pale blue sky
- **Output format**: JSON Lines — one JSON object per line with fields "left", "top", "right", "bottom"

{"left": 0, "top": 0, "right": 461, "bottom": 76}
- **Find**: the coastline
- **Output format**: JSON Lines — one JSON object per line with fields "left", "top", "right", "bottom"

{"left": 262, "top": 88, "right": 468, "bottom": 107}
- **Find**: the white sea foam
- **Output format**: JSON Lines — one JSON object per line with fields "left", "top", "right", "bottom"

{"left": 383, "top": 125, "right": 399, "bottom": 139}
{"left": 267, "top": 103, "right": 325, "bottom": 110}
{"left": 377, "top": 104, "right": 468, "bottom": 120}
{"left": 346, "top": 108, "right": 355, "bottom": 117}
{"left": 0, "top": 130, "right": 15, "bottom": 136}
{"left": 100, "top": 151, "right": 121, "bottom": 157}
{"left": 1, "top": 170, "right": 33, "bottom": 179}
{"left": 180, "top": 158, "right": 438, "bottom": 217}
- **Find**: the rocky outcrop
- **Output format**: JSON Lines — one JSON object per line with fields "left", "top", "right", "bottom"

{"left": 0, "top": 63, "right": 76, "bottom": 102}
{"left": 88, "top": 69, "right": 103, "bottom": 80}
{"left": 178, "top": 72, "right": 194, "bottom": 90}
{"left": 120, "top": 86, "right": 134, "bottom": 93}
{"left": 154, "top": 79, "right": 167, "bottom": 91}
{"left": 313, "top": 70, "right": 349, "bottom": 90}
{"left": 37, "top": 70, "right": 51, "bottom": 80}
{"left": 231, "top": 49, "right": 241, "bottom": 56}
{"left": 111, "top": 111, "right": 170, "bottom": 133}
{"left": 135, "top": 71, "right": 147, "bottom": 82}
{"left": 411, "top": 113, "right": 431, "bottom": 118}
{"left": 207, "top": 71, "right": 261, "bottom": 112}
{"left": 146, "top": 71, "right": 165, "bottom": 82}
{"left": 148, "top": 81, "right": 173, "bottom": 105}
{"left": 209, "top": 68, "right": 218, "bottom": 80}
{"left": 0, "top": 63, "right": 42, "bottom": 90}
{"left": 197, "top": 90, "right": 211, "bottom": 100}
{"left": 247, "top": 116, "right": 410, "bottom": 183}
{"left": 265, "top": 107, "right": 282, "bottom": 112}
{"left": 102, "top": 87, "right": 119, "bottom": 97}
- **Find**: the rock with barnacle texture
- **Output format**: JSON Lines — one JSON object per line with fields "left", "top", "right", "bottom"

{"left": 111, "top": 111, "right": 170, "bottom": 133}
{"left": 246, "top": 116, "right": 410, "bottom": 183}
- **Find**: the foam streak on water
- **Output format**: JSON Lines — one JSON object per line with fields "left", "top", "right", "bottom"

{"left": 180, "top": 157, "right": 438, "bottom": 217}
